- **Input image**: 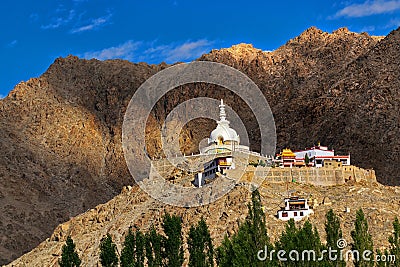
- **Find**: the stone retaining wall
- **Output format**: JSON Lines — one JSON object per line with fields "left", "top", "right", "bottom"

{"left": 227, "top": 165, "right": 376, "bottom": 186}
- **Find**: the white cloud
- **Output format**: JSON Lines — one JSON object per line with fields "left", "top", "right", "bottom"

{"left": 40, "top": 5, "right": 112, "bottom": 34}
{"left": 359, "top": 17, "right": 400, "bottom": 33}
{"left": 30, "top": 13, "right": 39, "bottom": 22}
{"left": 71, "top": 13, "right": 112, "bottom": 33}
{"left": 0, "top": 94, "right": 5, "bottom": 99}
{"left": 7, "top": 40, "right": 18, "bottom": 48}
{"left": 166, "top": 40, "right": 213, "bottom": 62}
{"left": 385, "top": 17, "right": 400, "bottom": 28}
{"left": 143, "top": 39, "right": 213, "bottom": 63}
{"left": 81, "top": 40, "right": 141, "bottom": 60}
{"left": 335, "top": 0, "right": 400, "bottom": 18}
{"left": 41, "top": 9, "right": 75, "bottom": 29}
{"left": 80, "top": 39, "right": 214, "bottom": 63}
{"left": 360, "top": 25, "right": 376, "bottom": 32}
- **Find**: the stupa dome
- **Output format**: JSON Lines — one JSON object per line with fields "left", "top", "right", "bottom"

{"left": 208, "top": 100, "right": 240, "bottom": 145}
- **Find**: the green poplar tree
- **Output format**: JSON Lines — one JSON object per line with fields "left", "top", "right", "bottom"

{"left": 388, "top": 217, "right": 400, "bottom": 266}
{"left": 216, "top": 236, "right": 234, "bottom": 267}
{"left": 247, "top": 189, "right": 270, "bottom": 252}
{"left": 99, "top": 234, "right": 119, "bottom": 267}
{"left": 375, "top": 249, "right": 389, "bottom": 267}
{"left": 162, "top": 213, "right": 184, "bottom": 267}
{"left": 351, "top": 209, "right": 374, "bottom": 267}
{"left": 188, "top": 217, "right": 214, "bottom": 267}
{"left": 297, "top": 220, "right": 322, "bottom": 266}
{"left": 216, "top": 189, "right": 274, "bottom": 267}
{"left": 120, "top": 228, "right": 145, "bottom": 267}
{"left": 59, "top": 236, "right": 81, "bottom": 267}
{"left": 275, "top": 218, "right": 298, "bottom": 251}
{"left": 275, "top": 219, "right": 325, "bottom": 267}
{"left": 305, "top": 153, "right": 310, "bottom": 166}
{"left": 324, "top": 209, "right": 345, "bottom": 266}
{"left": 236, "top": 188, "right": 273, "bottom": 266}
{"left": 231, "top": 223, "right": 253, "bottom": 266}
{"left": 135, "top": 230, "right": 145, "bottom": 267}
{"left": 275, "top": 219, "right": 299, "bottom": 267}
{"left": 120, "top": 228, "right": 135, "bottom": 267}
{"left": 145, "top": 226, "right": 162, "bottom": 267}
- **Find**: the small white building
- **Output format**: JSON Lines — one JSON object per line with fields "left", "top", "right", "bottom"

{"left": 294, "top": 144, "right": 350, "bottom": 167}
{"left": 277, "top": 197, "right": 314, "bottom": 221}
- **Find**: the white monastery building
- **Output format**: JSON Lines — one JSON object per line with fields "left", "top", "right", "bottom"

{"left": 192, "top": 100, "right": 352, "bottom": 187}
{"left": 293, "top": 144, "right": 350, "bottom": 168}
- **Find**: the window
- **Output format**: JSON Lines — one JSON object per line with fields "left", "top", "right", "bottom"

{"left": 294, "top": 212, "right": 297, "bottom": 216}
{"left": 282, "top": 212, "right": 288, "bottom": 217}
{"left": 300, "top": 212, "right": 304, "bottom": 216}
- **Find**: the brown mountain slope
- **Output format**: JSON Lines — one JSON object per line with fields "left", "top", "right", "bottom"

{"left": 0, "top": 27, "right": 398, "bottom": 264}
{"left": 7, "top": 182, "right": 400, "bottom": 266}
{"left": 0, "top": 60, "right": 167, "bottom": 264}
{"left": 327, "top": 28, "right": 400, "bottom": 185}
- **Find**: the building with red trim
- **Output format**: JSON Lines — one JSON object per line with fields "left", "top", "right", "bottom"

{"left": 293, "top": 144, "right": 350, "bottom": 168}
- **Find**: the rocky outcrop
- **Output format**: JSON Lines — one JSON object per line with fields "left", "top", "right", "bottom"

{"left": 7, "top": 181, "right": 400, "bottom": 266}
{"left": 0, "top": 26, "right": 399, "bottom": 264}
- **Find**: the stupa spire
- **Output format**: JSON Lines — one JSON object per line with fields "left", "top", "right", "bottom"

{"left": 219, "top": 99, "right": 227, "bottom": 122}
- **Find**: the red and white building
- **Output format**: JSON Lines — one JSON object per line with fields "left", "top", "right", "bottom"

{"left": 277, "top": 197, "right": 314, "bottom": 221}
{"left": 276, "top": 148, "right": 299, "bottom": 168}
{"left": 294, "top": 144, "right": 350, "bottom": 168}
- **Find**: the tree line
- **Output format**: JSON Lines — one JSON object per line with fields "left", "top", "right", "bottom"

{"left": 59, "top": 189, "right": 400, "bottom": 266}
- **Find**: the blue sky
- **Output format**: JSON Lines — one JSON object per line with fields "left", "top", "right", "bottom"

{"left": 1, "top": 0, "right": 400, "bottom": 97}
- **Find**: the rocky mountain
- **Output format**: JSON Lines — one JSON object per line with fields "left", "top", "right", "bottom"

{"left": 0, "top": 60, "right": 166, "bottom": 264}
{"left": 1, "top": 26, "right": 399, "bottom": 264}
{"left": 199, "top": 27, "right": 398, "bottom": 184}
{"left": 7, "top": 181, "right": 400, "bottom": 266}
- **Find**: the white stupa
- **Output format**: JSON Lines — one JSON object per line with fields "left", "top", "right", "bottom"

{"left": 194, "top": 99, "right": 258, "bottom": 187}
{"left": 200, "top": 99, "right": 249, "bottom": 154}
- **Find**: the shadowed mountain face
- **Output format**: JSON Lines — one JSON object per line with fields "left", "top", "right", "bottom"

{"left": 200, "top": 27, "right": 399, "bottom": 185}
{"left": 0, "top": 26, "right": 399, "bottom": 264}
